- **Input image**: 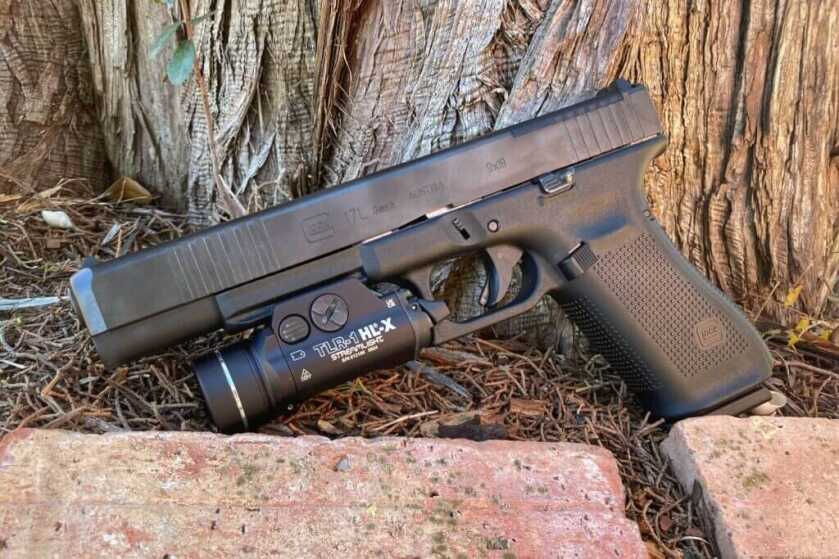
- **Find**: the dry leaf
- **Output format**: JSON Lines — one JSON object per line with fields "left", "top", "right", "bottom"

{"left": 316, "top": 419, "right": 342, "bottom": 435}
{"left": 657, "top": 513, "right": 674, "bottom": 532}
{"left": 0, "top": 194, "right": 21, "bottom": 204}
{"left": 783, "top": 285, "right": 803, "bottom": 307}
{"left": 420, "top": 411, "right": 506, "bottom": 441}
{"left": 405, "top": 361, "right": 470, "bottom": 399}
{"left": 35, "top": 185, "right": 64, "bottom": 199}
{"left": 633, "top": 489, "right": 651, "bottom": 509}
{"left": 420, "top": 347, "right": 492, "bottom": 366}
{"left": 794, "top": 318, "right": 810, "bottom": 334}
{"left": 16, "top": 196, "right": 58, "bottom": 213}
{"left": 41, "top": 210, "right": 74, "bottom": 229}
{"left": 786, "top": 318, "right": 811, "bottom": 348}
{"left": 15, "top": 200, "right": 41, "bottom": 213}
{"left": 106, "top": 176, "right": 153, "bottom": 204}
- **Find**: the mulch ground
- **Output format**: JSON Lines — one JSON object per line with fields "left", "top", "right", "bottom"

{"left": 2, "top": 186, "right": 837, "bottom": 559}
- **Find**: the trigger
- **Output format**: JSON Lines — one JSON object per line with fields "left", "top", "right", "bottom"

{"left": 483, "top": 245, "right": 523, "bottom": 307}
{"left": 402, "top": 266, "right": 435, "bottom": 301}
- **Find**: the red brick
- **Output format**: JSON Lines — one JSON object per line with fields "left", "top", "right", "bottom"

{"left": 662, "top": 417, "right": 839, "bottom": 559}
{"left": 0, "top": 429, "right": 645, "bottom": 558}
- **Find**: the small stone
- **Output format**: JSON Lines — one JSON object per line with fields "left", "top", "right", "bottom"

{"left": 334, "top": 455, "right": 351, "bottom": 472}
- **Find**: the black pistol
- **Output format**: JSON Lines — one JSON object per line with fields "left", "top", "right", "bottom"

{"left": 70, "top": 81, "right": 774, "bottom": 433}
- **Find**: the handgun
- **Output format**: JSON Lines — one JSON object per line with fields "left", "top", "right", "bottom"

{"left": 70, "top": 81, "right": 775, "bottom": 433}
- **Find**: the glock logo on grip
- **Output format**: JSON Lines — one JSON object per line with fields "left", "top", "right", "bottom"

{"left": 302, "top": 213, "right": 334, "bottom": 243}
{"left": 694, "top": 317, "right": 725, "bottom": 350}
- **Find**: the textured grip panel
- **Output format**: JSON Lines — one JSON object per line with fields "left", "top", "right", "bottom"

{"left": 594, "top": 233, "right": 749, "bottom": 378}
{"left": 561, "top": 296, "right": 661, "bottom": 391}
{"left": 558, "top": 231, "right": 756, "bottom": 410}
{"left": 546, "top": 133, "right": 770, "bottom": 418}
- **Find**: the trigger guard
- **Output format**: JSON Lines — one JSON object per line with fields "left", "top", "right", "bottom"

{"left": 430, "top": 251, "right": 555, "bottom": 345}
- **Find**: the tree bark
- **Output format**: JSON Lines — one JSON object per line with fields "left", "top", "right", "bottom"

{"left": 76, "top": 0, "right": 187, "bottom": 209}
{"left": 0, "top": 0, "right": 107, "bottom": 194}
{"left": 76, "top": 0, "right": 318, "bottom": 223}
{"left": 628, "top": 0, "right": 839, "bottom": 324}
{"left": 5, "top": 0, "right": 836, "bottom": 324}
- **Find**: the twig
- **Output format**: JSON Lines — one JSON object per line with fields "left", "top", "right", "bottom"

{"left": 784, "top": 360, "right": 838, "bottom": 377}
{"left": 370, "top": 411, "right": 438, "bottom": 432}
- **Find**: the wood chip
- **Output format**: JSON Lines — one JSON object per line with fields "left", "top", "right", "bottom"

{"left": 420, "top": 411, "right": 507, "bottom": 441}
{"left": 509, "top": 398, "right": 547, "bottom": 417}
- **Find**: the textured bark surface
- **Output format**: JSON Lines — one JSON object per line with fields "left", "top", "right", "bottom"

{"left": 77, "top": 0, "right": 318, "bottom": 223}
{"left": 182, "top": 0, "right": 318, "bottom": 224}
{"left": 76, "top": 1, "right": 187, "bottom": 209}
{"left": 627, "top": 0, "right": 839, "bottom": 323}
{"left": 318, "top": 1, "right": 545, "bottom": 184}
{"left": 0, "top": 0, "right": 107, "bottom": 194}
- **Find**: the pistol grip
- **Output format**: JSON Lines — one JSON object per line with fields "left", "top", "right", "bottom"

{"left": 553, "top": 220, "right": 773, "bottom": 419}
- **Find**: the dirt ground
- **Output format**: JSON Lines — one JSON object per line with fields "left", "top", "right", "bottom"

{"left": 2, "top": 186, "right": 837, "bottom": 558}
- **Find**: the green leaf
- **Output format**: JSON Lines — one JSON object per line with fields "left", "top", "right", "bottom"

{"left": 167, "top": 40, "right": 195, "bottom": 85}
{"left": 150, "top": 21, "right": 182, "bottom": 58}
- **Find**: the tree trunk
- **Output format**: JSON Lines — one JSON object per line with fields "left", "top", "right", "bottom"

{"left": 76, "top": 0, "right": 318, "bottom": 222}
{"left": 0, "top": 0, "right": 107, "bottom": 194}
{"left": 629, "top": 0, "right": 839, "bottom": 324}
{"left": 5, "top": 0, "right": 837, "bottom": 325}
{"left": 75, "top": 0, "right": 187, "bottom": 209}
